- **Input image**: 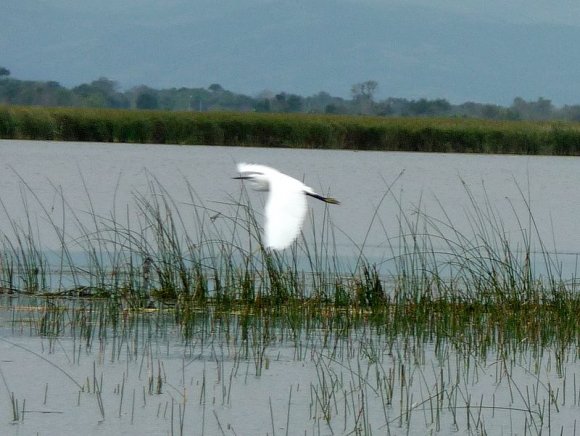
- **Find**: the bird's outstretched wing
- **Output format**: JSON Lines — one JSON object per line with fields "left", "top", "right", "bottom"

{"left": 236, "top": 163, "right": 276, "bottom": 177}
{"left": 264, "top": 173, "right": 307, "bottom": 250}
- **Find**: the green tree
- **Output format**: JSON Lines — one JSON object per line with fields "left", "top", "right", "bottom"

{"left": 0, "top": 67, "right": 10, "bottom": 78}
{"left": 325, "top": 103, "right": 347, "bottom": 114}
{"left": 407, "top": 98, "right": 451, "bottom": 116}
{"left": 254, "top": 98, "right": 271, "bottom": 112}
{"left": 351, "top": 80, "right": 378, "bottom": 101}
{"left": 208, "top": 83, "right": 224, "bottom": 93}
{"left": 286, "top": 94, "right": 303, "bottom": 112}
{"left": 561, "top": 105, "right": 580, "bottom": 121}
{"left": 72, "top": 78, "right": 128, "bottom": 108}
{"left": 511, "top": 97, "right": 553, "bottom": 120}
{"left": 351, "top": 80, "right": 379, "bottom": 114}
{"left": 136, "top": 91, "right": 159, "bottom": 109}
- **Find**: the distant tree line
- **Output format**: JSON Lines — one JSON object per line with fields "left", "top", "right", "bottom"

{"left": 2, "top": 68, "right": 580, "bottom": 121}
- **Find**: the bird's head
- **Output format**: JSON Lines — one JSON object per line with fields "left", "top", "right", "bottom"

{"left": 233, "top": 172, "right": 270, "bottom": 191}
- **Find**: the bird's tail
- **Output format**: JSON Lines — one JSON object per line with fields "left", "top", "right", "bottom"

{"left": 323, "top": 197, "right": 340, "bottom": 205}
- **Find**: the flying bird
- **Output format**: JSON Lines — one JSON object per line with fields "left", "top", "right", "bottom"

{"left": 234, "top": 163, "right": 339, "bottom": 250}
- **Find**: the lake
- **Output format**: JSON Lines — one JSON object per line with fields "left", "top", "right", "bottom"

{"left": 0, "top": 140, "right": 577, "bottom": 435}
{"left": 1, "top": 139, "right": 580, "bottom": 276}
{"left": 0, "top": 295, "right": 577, "bottom": 435}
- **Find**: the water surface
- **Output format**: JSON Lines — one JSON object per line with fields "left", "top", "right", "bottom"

{"left": 1, "top": 139, "right": 579, "bottom": 276}
{"left": 0, "top": 141, "right": 578, "bottom": 435}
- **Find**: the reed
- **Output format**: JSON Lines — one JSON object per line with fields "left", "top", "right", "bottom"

{"left": 3, "top": 105, "right": 580, "bottom": 155}
{"left": 0, "top": 176, "right": 577, "bottom": 309}
{"left": 1, "top": 278, "right": 577, "bottom": 434}
{"left": 0, "top": 174, "right": 575, "bottom": 367}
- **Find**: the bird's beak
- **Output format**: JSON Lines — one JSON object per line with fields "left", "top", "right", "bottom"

{"left": 233, "top": 175, "right": 249, "bottom": 180}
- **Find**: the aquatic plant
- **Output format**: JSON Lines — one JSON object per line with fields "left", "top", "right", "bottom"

{"left": 3, "top": 105, "right": 580, "bottom": 155}
{"left": 0, "top": 175, "right": 574, "bottom": 350}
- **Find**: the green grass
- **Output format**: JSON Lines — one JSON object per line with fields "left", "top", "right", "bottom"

{"left": 0, "top": 175, "right": 575, "bottom": 355}
{"left": 0, "top": 173, "right": 577, "bottom": 434}
{"left": 3, "top": 105, "right": 580, "bottom": 154}
{"left": 0, "top": 180, "right": 577, "bottom": 435}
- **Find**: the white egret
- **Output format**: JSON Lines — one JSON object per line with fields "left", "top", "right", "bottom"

{"left": 234, "top": 163, "right": 340, "bottom": 250}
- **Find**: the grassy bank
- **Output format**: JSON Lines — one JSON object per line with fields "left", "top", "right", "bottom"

{"left": 2, "top": 105, "right": 580, "bottom": 154}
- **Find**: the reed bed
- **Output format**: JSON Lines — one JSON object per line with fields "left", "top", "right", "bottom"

{"left": 3, "top": 105, "right": 580, "bottom": 154}
{"left": 0, "top": 177, "right": 578, "bottom": 434}
{"left": 0, "top": 176, "right": 575, "bottom": 341}
{"left": 1, "top": 293, "right": 577, "bottom": 434}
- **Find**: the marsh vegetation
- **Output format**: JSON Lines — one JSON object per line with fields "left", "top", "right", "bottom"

{"left": 0, "top": 172, "right": 577, "bottom": 434}
{"left": 3, "top": 106, "right": 580, "bottom": 155}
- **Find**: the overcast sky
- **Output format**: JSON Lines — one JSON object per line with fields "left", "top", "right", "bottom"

{"left": 3, "top": 0, "right": 580, "bottom": 105}
{"left": 387, "top": 0, "right": 580, "bottom": 24}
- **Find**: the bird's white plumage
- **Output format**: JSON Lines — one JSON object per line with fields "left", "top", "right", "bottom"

{"left": 264, "top": 171, "right": 308, "bottom": 249}
{"left": 236, "top": 163, "right": 319, "bottom": 250}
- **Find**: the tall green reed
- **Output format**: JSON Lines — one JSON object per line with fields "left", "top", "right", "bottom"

{"left": 0, "top": 172, "right": 577, "bottom": 343}
{"left": 4, "top": 106, "right": 580, "bottom": 155}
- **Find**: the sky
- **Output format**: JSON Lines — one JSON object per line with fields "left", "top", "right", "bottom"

{"left": 2, "top": 0, "right": 580, "bottom": 105}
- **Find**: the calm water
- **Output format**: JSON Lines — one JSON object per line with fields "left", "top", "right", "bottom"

{"left": 0, "top": 141, "right": 578, "bottom": 435}
{"left": 1, "top": 139, "right": 580, "bottom": 275}
{"left": 0, "top": 297, "right": 577, "bottom": 435}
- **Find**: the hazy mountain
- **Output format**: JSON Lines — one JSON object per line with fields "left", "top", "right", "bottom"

{"left": 3, "top": 0, "right": 580, "bottom": 105}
